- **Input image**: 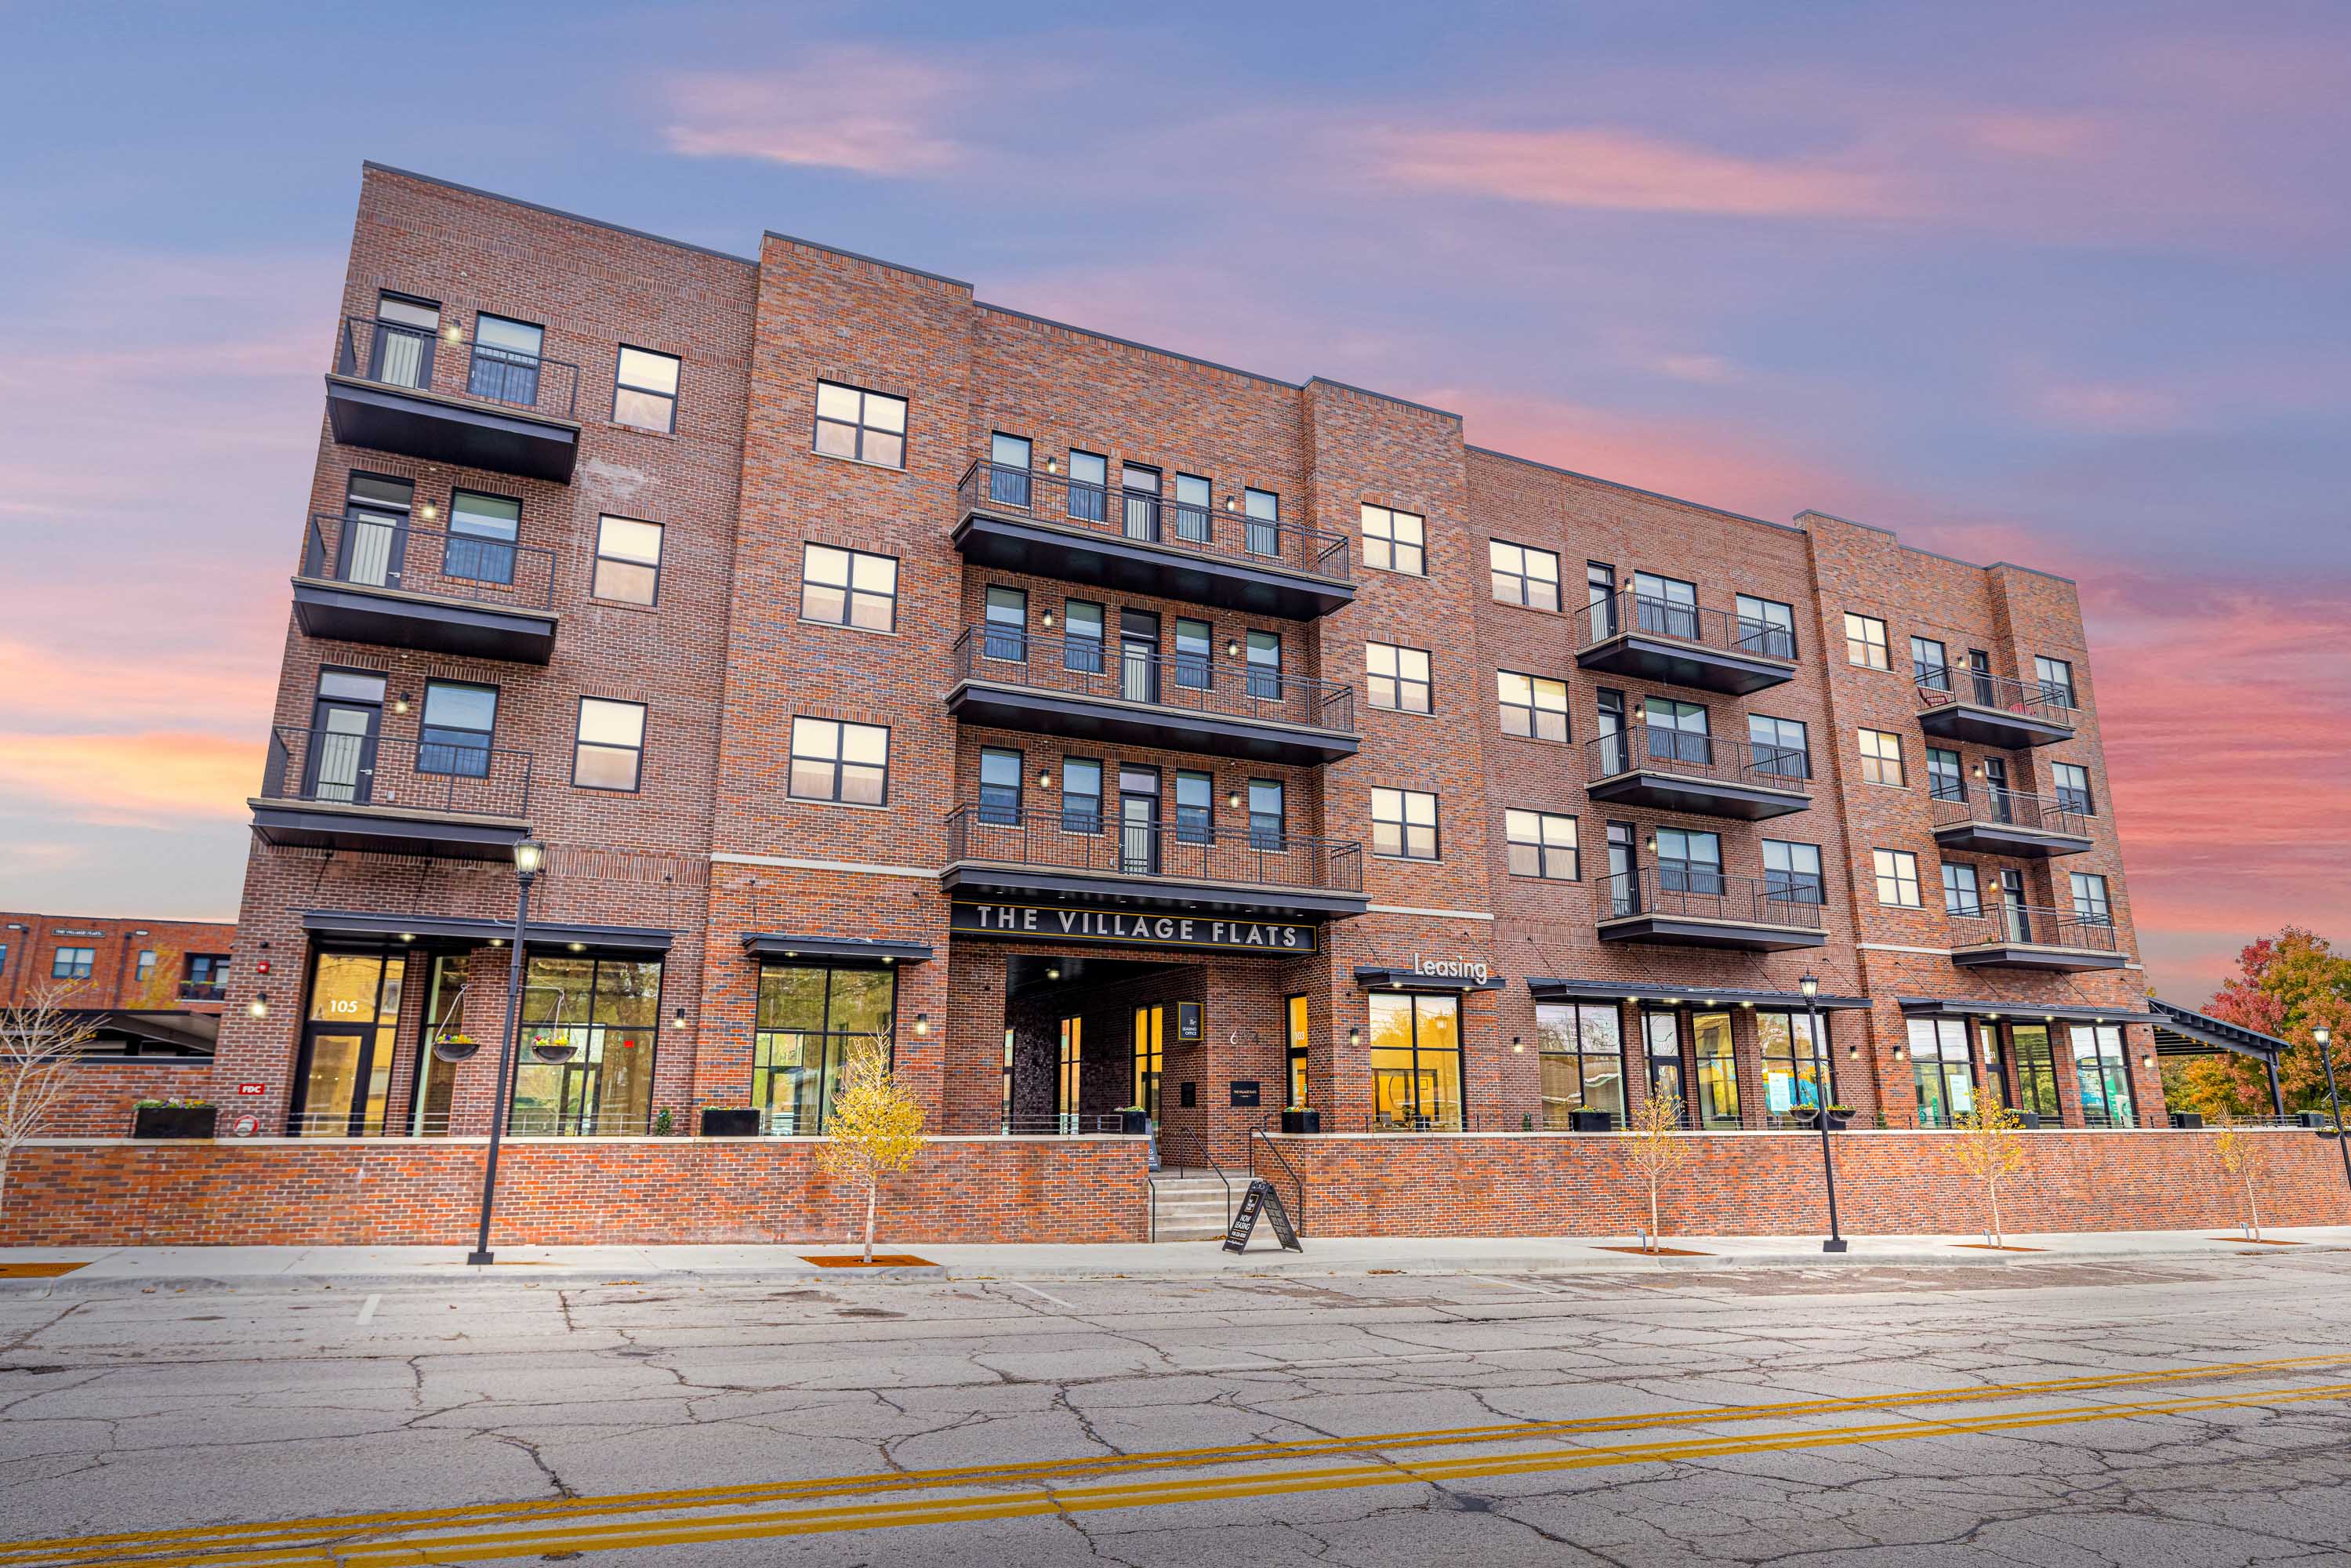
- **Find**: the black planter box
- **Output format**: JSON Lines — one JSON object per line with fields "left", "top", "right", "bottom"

{"left": 2018, "top": 1112, "right": 2043, "bottom": 1130}
{"left": 1279, "top": 1108, "right": 1322, "bottom": 1134}
{"left": 699, "top": 1109, "right": 760, "bottom": 1138}
{"left": 1117, "top": 1109, "right": 1151, "bottom": 1135}
{"left": 2169, "top": 1111, "right": 2205, "bottom": 1130}
{"left": 2293, "top": 1110, "right": 2328, "bottom": 1130}
{"left": 1569, "top": 1109, "right": 1616, "bottom": 1133}
{"left": 132, "top": 1105, "right": 216, "bottom": 1140}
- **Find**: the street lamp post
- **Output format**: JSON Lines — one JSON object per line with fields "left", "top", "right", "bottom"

{"left": 1801, "top": 972, "right": 1847, "bottom": 1254}
{"left": 2317, "top": 1025, "right": 2351, "bottom": 1206}
{"left": 468, "top": 837, "right": 546, "bottom": 1266}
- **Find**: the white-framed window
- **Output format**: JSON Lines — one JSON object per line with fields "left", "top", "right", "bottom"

{"left": 1857, "top": 727, "right": 1906, "bottom": 787}
{"left": 1489, "top": 539, "right": 1561, "bottom": 611}
{"left": 1366, "top": 641, "right": 1432, "bottom": 713}
{"left": 789, "top": 717, "right": 890, "bottom": 805}
{"left": 592, "top": 516, "right": 663, "bottom": 606}
{"left": 573, "top": 698, "right": 648, "bottom": 791}
{"left": 1873, "top": 848, "right": 1922, "bottom": 908}
{"left": 813, "top": 380, "right": 908, "bottom": 468}
{"left": 1504, "top": 809, "right": 1577, "bottom": 880}
{"left": 800, "top": 544, "right": 898, "bottom": 632}
{"left": 1361, "top": 504, "right": 1426, "bottom": 575}
{"left": 1497, "top": 670, "right": 1569, "bottom": 742}
{"left": 1943, "top": 862, "right": 1981, "bottom": 916}
{"left": 1371, "top": 787, "right": 1439, "bottom": 860}
{"left": 1845, "top": 612, "right": 1891, "bottom": 670}
{"left": 613, "top": 346, "right": 681, "bottom": 434}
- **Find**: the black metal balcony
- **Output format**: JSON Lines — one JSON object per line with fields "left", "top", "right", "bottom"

{"left": 1915, "top": 671, "right": 2076, "bottom": 748}
{"left": 249, "top": 727, "right": 532, "bottom": 860}
{"left": 176, "top": 982, "right": 227, "bottom": 1004}
{"left": 1584, "top": 730, "right": 1812, "bottom": 820}
{"left": 1596, "top": 867, "right": 1827, "bottom": 952}
{"left": 1574, "top": 590, "right": 1798, "bottom": 695}
{"left": 951, "top": 461, "right": 1354, "bottom": 620}
{"left": 325, "top": 316, "right": 581, "bottom": 482}
{"left": 947, "top": 626, "right": 1357, "bottom": 766}
{"left": 941, "top": 804, "right": 1367, "bottom": 920}
{"left": 1930, "top": 787, "right": 2094, "bottom": 858}
{"left": 292, "top": 513, "right": 559, "bottom": 663}
{"left": 1948, "top": 904, "right": 2125, "bottom": 971}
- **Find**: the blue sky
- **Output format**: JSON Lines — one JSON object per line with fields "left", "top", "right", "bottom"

{"left": 3, "top": 2, "right": 2346, "bottom": 997}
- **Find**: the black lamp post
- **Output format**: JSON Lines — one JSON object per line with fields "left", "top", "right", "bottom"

{"left": 468, "top": 836, "right": 546, "bottom": 1266}
{"left": 1801, "top": 972, "right": 1847, "bottom": 1254}
{"left": 2317, "top": 1025, "right": 2351, "bottom": 1205}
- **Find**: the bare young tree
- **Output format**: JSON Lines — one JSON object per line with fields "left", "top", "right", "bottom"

{"left": 0, "top": 989, "right": 97, "bottom": 1214}
{"left": 816, "top": 1032, "right": 930, "bottom": 1262}
{"left": 1623, "top": 1091, "right": 1693, "bottom": 1252}
{"left": 1952, "top": 1080, "right": 2029, "bottom": 1247}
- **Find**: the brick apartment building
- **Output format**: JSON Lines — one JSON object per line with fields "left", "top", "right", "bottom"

{"left": 204, "top": 162, "right": 2193, "bottom": 1170}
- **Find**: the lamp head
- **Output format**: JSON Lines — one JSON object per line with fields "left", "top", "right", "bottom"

{"left": 513, "top": 838, "right": 547, "bottom": 878}
{"left": 1798, "top": 972, "right": 1819, "bottom": 1000}
{"left": 2316, "top": 1025, "right": 2333, "bottom": 1048}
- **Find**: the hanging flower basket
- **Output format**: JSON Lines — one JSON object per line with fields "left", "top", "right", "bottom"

{"left": 528, "top": 1034, "right": 579, "bottom": 1064}
{"left": 431, "top": 1033, "right": 481, "bottom": 1063}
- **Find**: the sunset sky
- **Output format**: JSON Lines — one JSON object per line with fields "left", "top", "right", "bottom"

{"left": 4, "top": 3, "right": 2345, "bottom": 1000}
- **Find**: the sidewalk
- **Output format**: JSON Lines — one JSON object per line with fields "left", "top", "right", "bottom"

{"left": 5, "top": 1227, "right": 2348, "bottom": 1294}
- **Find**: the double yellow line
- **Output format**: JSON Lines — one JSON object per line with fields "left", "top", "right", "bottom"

{"left": 8, "top": 1353, "right": 2347, "bottom": 1567}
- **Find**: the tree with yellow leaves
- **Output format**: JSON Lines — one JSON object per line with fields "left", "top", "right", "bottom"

{"left": 1623, "top": 1091, "right": 1693, "bottom": 1252}
{"left": 2209, "top": 1114, "right": 2271, "bottom": 1241}
{"left": 818, "top": 1032, "right": 929, "bottom": 1262}
{"left": 1952, "top": 1081, "right": 2029, "bottom": 1247}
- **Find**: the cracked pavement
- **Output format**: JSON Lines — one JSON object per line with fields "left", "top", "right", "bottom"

{"left": 2, "top": 1254, "right": 2350, "bottom": 1564}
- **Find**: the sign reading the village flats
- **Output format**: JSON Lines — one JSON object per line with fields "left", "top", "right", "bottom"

{"left": 951, "top": 901, "right": 1317, "bottom": 954}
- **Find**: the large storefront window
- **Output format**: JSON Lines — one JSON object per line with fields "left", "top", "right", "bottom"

{"left": 1369, "top": 993, "right": 1463, "bottom": 1131}
{"left": 2070, "top": 1025, "right": 2135, "bottom": 1127}
{"left": 2009, "top": 1024, "right": 2063, "bottom": 1120}
{"left": 1906, "top": 1018, "right": 1975, "bottom": 1127}
{"left": 1758, "top": 1010, "right": 1829, "bottom": 1119}
{"left": 513, "top": 956, "right": 662, "bottom": 1135}
{"left": 1133, "top": 1005, "right": 1165, "bottom": 1120}
{"left": 294, "top": 950, "right": 405, "bottom": 1136}
{"left": 1693, "top": 1010, "right": 1740, "bottom": 1128}
{"left": 754, "top": 964, "right": 895, "bottom": 1134}
{"left": 1537, "top": 1002, "right": 1624, "bottom": 1128}
{"left": 412, "top": 953, "right": 467, "bottom": 1135}
{"left": 1058, "top": 1017, "right": 1083, "bottom": 1131}
{"left": 1286, "top": 995, "right": 1310, "bottom": 1108}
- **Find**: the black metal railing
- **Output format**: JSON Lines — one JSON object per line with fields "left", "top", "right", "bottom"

{"left": 1576, "top": 589, "right": 1798, "bottom": 661}
{"left": 176, "top": 982, "right": 227, "bottom": 1003}
{"left": 936, "top": 1113, "right": 1137, "bottom": 1137}
{"left": 1916, "top": 670, "right": 2077, "bottom": 726}
{"left": 301, "top": 513, "right": 558, "bottom": 612}
{"left": 1586, "top": 729, "right": 1811, "bottom": 790}
{"left": 335, "top": 314, "right": 581, "bottom": 419}
{"left": 1930, "top": 787, "right": 2092, "bottom": 839}
{"left": 1600, "top": 866, "right": 1828, "bottom": 931}
{"left": 1948, "top": 902, "right": 2118, "bottom": 953}
{"left": 945, "top": 804, "right": 1362, "bottom": 895}
{"left": 259, "top": 726, "right": 533, "bottom": 819}
{"left": 951, "top": 626, "right": 1355, "bottom": 734}
{"left": 958, "top": 460, "right": 1353, "bottom": 582}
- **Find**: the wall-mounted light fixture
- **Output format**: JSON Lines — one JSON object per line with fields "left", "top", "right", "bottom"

{"left": 1046, "top": 456, "right": 1059, "bottom": 475}
{"left": 1224, "top": 495, "right": 1239, "bottom": 513}
{"left": 1348, "top": 1026, "right": 1361, "bottom": 1047}
{"left": 420, "top": 504, "right": 437, "bottom": 521}
{"left": 1041, "top": 608, "right": 1054, "bottom": 627}
{"left": 1037, "top": 771, "right": 1053, "bottom": 790}
{"left": 1046, "top": 967, "right": 1061, "bottom": 981}
{"left": 913, "top": 1013, "right": 930, "bottom": 1036}
{"left": 673, "top": 1007, "right": 687, "bottom": 1025}
{"left": 1511, "top": 1035, "right": 1523, "bottom": 1054}
{"left": 248, "top": 992, "right": 270, "bottom": 1018}
{"left": 1226, "top": 638, "right": 1240, "bottom": 658}
{"left": 394, "top": 693, "right": 412, "bottom": 714}
{"left": 1228, "top": 789, "right": 1242, "bottom": 809}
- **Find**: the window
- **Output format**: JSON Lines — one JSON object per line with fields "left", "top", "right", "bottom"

{"left": 1693, "top": 1011, "right": 1740, "bottom": 1127}
{"left": 1644, "top": 1011, "right": 1684, "bottom": 1109}
{"left": 1655, "top": 827, "right": 1723, "bottom": 894}
{"left": 1066, "top": 451, "right": 1107, "bottom": 522}
{"left": 1595, "top": 688, "right": 1628, "bottom": 774}
{"left": 1746, "top": 715, "right": 1809, "bottom": 779}
{"left": 1845, "top": 612, "right": 1891, "bottom": 670}
{"left": 1911, "top": 636, "right": 1950, "bottom": 691}
{"left": 1062, "top": 758, "right": 1102, "bottom": 833}
{"left": 445, "top": 491, "right": 520, "bottom": 586}
{"left": 51, "top": 947, "right": 95, "bottom": 979}
{"left": 1243, "top": 488, "right": 1279, "bottom": 557}
{"left": 1371, "top": 787, "right": 1439, "bottom": 859}
{"left": 800, "top": 545, "right": 898, "bottom": 632}
{"left": 789, "top": 717, "right": 889, "bottom": 805}
{"left": 1174, "top": 619, "right": 1213, "bottom": 691}
{"left": 812, "top": 379, "right": 905, "bottom": 466}
{"left": 1366, "top": 641, "right": 1431, "bottom": 713}
{"left": 1120, "top": 464, "right": 1163, "bottom": 542}
{"left": 1063, "top": 601, "right": 1105, "bottom": 674}
{"left": 2070, "top": 872, "right": 2113, "bottom": 925}
{"left": 1248, "top": 780, "right": 1286, "bottom": 849}
{"left": 1058, "top": 1015, "right": 1084, "bottom": 1123}
{"left": 512, "top": 955, "right": 663, "bottom": 1135}
{"left": 1943, "top": 862, "right": 1982, "bottom": 916}
{"left": 1505, "top": 809, "right": 1578, "bottom": 880}
{"left": 593, "top": 516, "right": 663, "bottom": 605}
{"left": 1857, "top": 728, "right": 1906, "bottom": 787}
{"left": 135, "top": 949, "right": 158, "bottom": 982}
{"left": 978, "top": 747, "right": 1023, "bottom": 825}
{"left": 1874, "top": 848, "right": 1922, "bottom": 907}
{"left": 419, "top": 681, "right": 497, "bottom": 777}
{"left": 2070, "top": 1024, "right": 2135, "bottom": 1127}
{"left": 1907, "top": 1018, "right": 1975, "bottom": 1128}
{"left": 1538, "top": 1002, "right": 1624, "bottom": 1127}
{"left": 1643, "top": 698, "right": 1711, "bottom": 765}
{"left": 988, "top": 434, "right": 1033, "bottom": 507}
{"left": 614, "top": 346, "right": 681, "bottom": 434}
{"left": 753, "top": 964, "right": 896, "bottom": 1134}
{"left": 983, "top": 586, "right": 1028, "bottom": 660}
{"left": 1735, "top": 594, "right": 1796, "bottom": 658}
{"left": 2052, "top": 761, "right": 2094, "bottom": 815}
{"left": 1489, "top": 539, "right": 1561, "bottom": 611}
{"left": 1632, "top": 572, "right": 1698, "bottom": 639}
{"left": 1497, "top": 671, "right": 1569, "bottom": 742}
{"left": 1762, "top": 840, "right": 1823, "bottom": 905}
{"left": 2035, "top": 656, "right": 2077, "bottom": 709}
{"left": 1759, "top": 1011, "right": 1830, "bottom": 1117}
{"left": 1926, "top": 746, "right": 1965, "bottom": 802}
{"left": 1286, "top": 995, "right": 1310, "bottom": 1108}
{"left": 1175, "top": 771, "right": 1214, "bottom": 844}
{"left": 469, "top": 314, "right": 544, "bottom": 403}
{"left": 1361, "top": 504, "right": 1425, "bottom": 575}
{"left": 1174, "top": 474, "right": 1212, "bottom": 543}
{"left": 1369, "top": 992, "right": 1463, "bottom": 1131}
{"left": 188, "top": 953, "right": 230, "bottom": 986}
{"left": 1246, "top": 630, "right": 1283, "bottom": 699}
{"left": 574, "top": 698, "right": 647, "bottom": 790}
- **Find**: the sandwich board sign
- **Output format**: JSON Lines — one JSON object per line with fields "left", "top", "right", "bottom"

{"left": 1222, "top": 1179, "right": 1302, "bottom": 1254}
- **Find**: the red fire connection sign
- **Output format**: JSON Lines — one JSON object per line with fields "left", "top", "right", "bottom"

{"left": 236, "top": 1083, "right": 267, "bottom": 1095}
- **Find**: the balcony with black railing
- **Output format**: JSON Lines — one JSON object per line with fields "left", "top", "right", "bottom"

{"left": 1596, "top": 866, "right": 1827, "bottom": 952}
{"left": 325, "top": 314, "right": 582, "bottom": 482}
{"left": 1915, "top": 669, "right": 2077, "bottom": 748}
{"left": 947, "top": 626, "right": 1358, "bottom": 766}
{"left": 292, "top": 512, "right": 560, "bottom": 663}
{"left": 941, "top": 804, "right": 1367, "bottom": 920}
{"left": 1947, "top": 902, "right": 2126, "bottom": 971}
{"left": 952, "top": 460, "right": 1355, "bottom": 619}
{"left": 176, "top": 981, "right": 227, "bottom": 1004}
{"left": 1929, "top": 786, "right": 2094, "bottom": 858}
{"left": 1574, "top": 590, "right": 1799, "bottom": 695}
{"left": 250, "top": 726, "right": 533, "bottom": 860}
{"left": 1584, "top": 728, "right": 1812, "bottom": 821}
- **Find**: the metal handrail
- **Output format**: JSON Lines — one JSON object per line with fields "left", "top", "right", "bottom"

{"left": 1151, "top": 1125, "right": 1232, "bottom": 1243}
{"left": 1247, "top": 1127, "right": 1308, "bottom": 1238}
{"left": 1601, "top": 866, "right": 1827, "bottom": 930}
{"left": 1930, "top": 786, "right": 2092, "bottom": 838}
{"left": 335, "top": 314, "right": 582, "bottom": 418}
{"left": 1948, "top": 902, "right": 2118, "bottom": 952}
{"left": 950, "top": 625, "right": 1355, "bottom": 733}
{"left": 1576, "top": 589, "right": 1798, "bottom": 662}
{"left": 301, "top": 512, "right": 559, "bottom": 612}
{"left": 1916, "top": 670, "right": 2076, "bottom": 724}
{"left": 945, "top": 804, "right": 1362, "bottom": 895}
{"left": 935, "top": 1113, "right": 1134, "bottom": 1136}
{"left": 1586, "top": 729, "right": 1810, "bottom": 789}
{"left": 957, "top": 459, "right": 1352, "bottom": 582}
{"left": 259, "top": 725, "right": 533, "bottom": 819}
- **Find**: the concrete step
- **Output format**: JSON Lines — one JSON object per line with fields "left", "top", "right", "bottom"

{"left": 1148, "top": 1176, "right": 1243, "bottom": 1243}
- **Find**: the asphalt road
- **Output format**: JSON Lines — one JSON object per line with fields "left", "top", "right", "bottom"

{"left": 5, "top": 1252, "right": 2351, "bottom": 1566}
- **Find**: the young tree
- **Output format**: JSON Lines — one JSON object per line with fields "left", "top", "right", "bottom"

{"left": 0, "top": 990, "right": 97, "bottom": 1215}
{"left": 1951, "top": 1081, "right": 2028, "bottom": 1247}
{"left": 2209, "top": 1115, "right": 2272, "bottom": 1241}
{"left": 1623, "top": 1091, "right": 1693, "bottom": 1251}
{"left": 817, "top": 1032, "right": 929, "bottom": 1262}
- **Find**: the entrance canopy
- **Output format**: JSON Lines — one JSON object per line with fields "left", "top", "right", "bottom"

{"left": 1529, "top": 978, "right": 1870, "bottom": 1011}
{"left": 1897, "top": 996, "right": 2156, "bottom": 1025}
{"left": 60, "top": 1009, "right": 219, "bottom": 1058}
{"left": 2148, "top": 999, "right": 2288, "bottom": 1065}
{"left": 302, "top": 909, "right": 673, "bottom": 956}
{"left": 1354, "top": 965, "right": 1506, "bottom": 993}
{"left": 742, "top": 932, "right": 932, "bottom": 967}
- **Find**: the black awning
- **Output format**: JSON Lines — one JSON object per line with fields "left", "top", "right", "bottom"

{"left": 2149, "top": 999, "right": 2288, "bottom": 1062}
{"left": 302, "top": 909, "right": 673, "bottom": 955}
{"left": 1353, "top": 965, "right": 1505, "bottom": 993}
{"left": 743, "top": 933, "right": 934, "bottom": 967}
{"left": 1527, "top": 978, "right": 1870, "bottom": 1011}
{"left": 61, "top": 1009, "right": 220, "bottom": 1056}
{"left": 1897, "top": 996, "right": 2156, "bottom": 1026}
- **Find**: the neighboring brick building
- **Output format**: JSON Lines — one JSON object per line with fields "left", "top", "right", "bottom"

{"left": 201, "top": 162, "right": 2169, "bottom": 1175}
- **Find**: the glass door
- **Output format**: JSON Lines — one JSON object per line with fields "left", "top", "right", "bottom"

{"left": 1119, "top": 610, "right": 1159, "bottom": 705}
{"left": 1132, "top": 1005, "right": 1163, "bottom": 1120}
{"left": 1967, "top": 649, "right": 1995, "bottom": 706}
{"left": 1644, "top": 1011, "right": 1685, "bottom": 1113}
{"left": 1119, "top": 766, "right": 1159, "bottom": 875}
{"left": 371, "top": 293, "right": 437, "bottom": 388}
{"left": 1693, "top": 1011, "right": 1740, "bottom": 1128}
{"left": 1983, "top": 757, "right": 2013, "bottom": 823}
{"left": 2009, "top": 1024, "right": 2063, "bottom": 1120}
{"left": 339, "top": 474, "right": 412, "bottom": 589}
{"left": 411, "top": 953, "right": 468, "bottom": 1136}
{"left": 1606, "top": 820, "right": 1638, "bottom": 916}
{"left": 1121, "top": 463, "right": 1161, "bottom": 542}
{"left": 1998, "top": 869, "right": 2029, "bottom": 942}
{"left": 307, "top": 670, "right": 384, "bottom": 804}
{"left": 292, "top": 950, "right": 403, "bottom": 1136}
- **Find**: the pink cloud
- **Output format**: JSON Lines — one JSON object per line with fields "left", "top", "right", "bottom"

{"left": 0, "top": 638, "right": 279, "bottom": 735}
{"left": 0, "top": 731, "right": 259, "bottom": 826}
{"left": 1363, "top": 126, "right": 1899, "bottom": 217}
{"left": 662, "top": 51, "right": 975, "bottom": 176}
